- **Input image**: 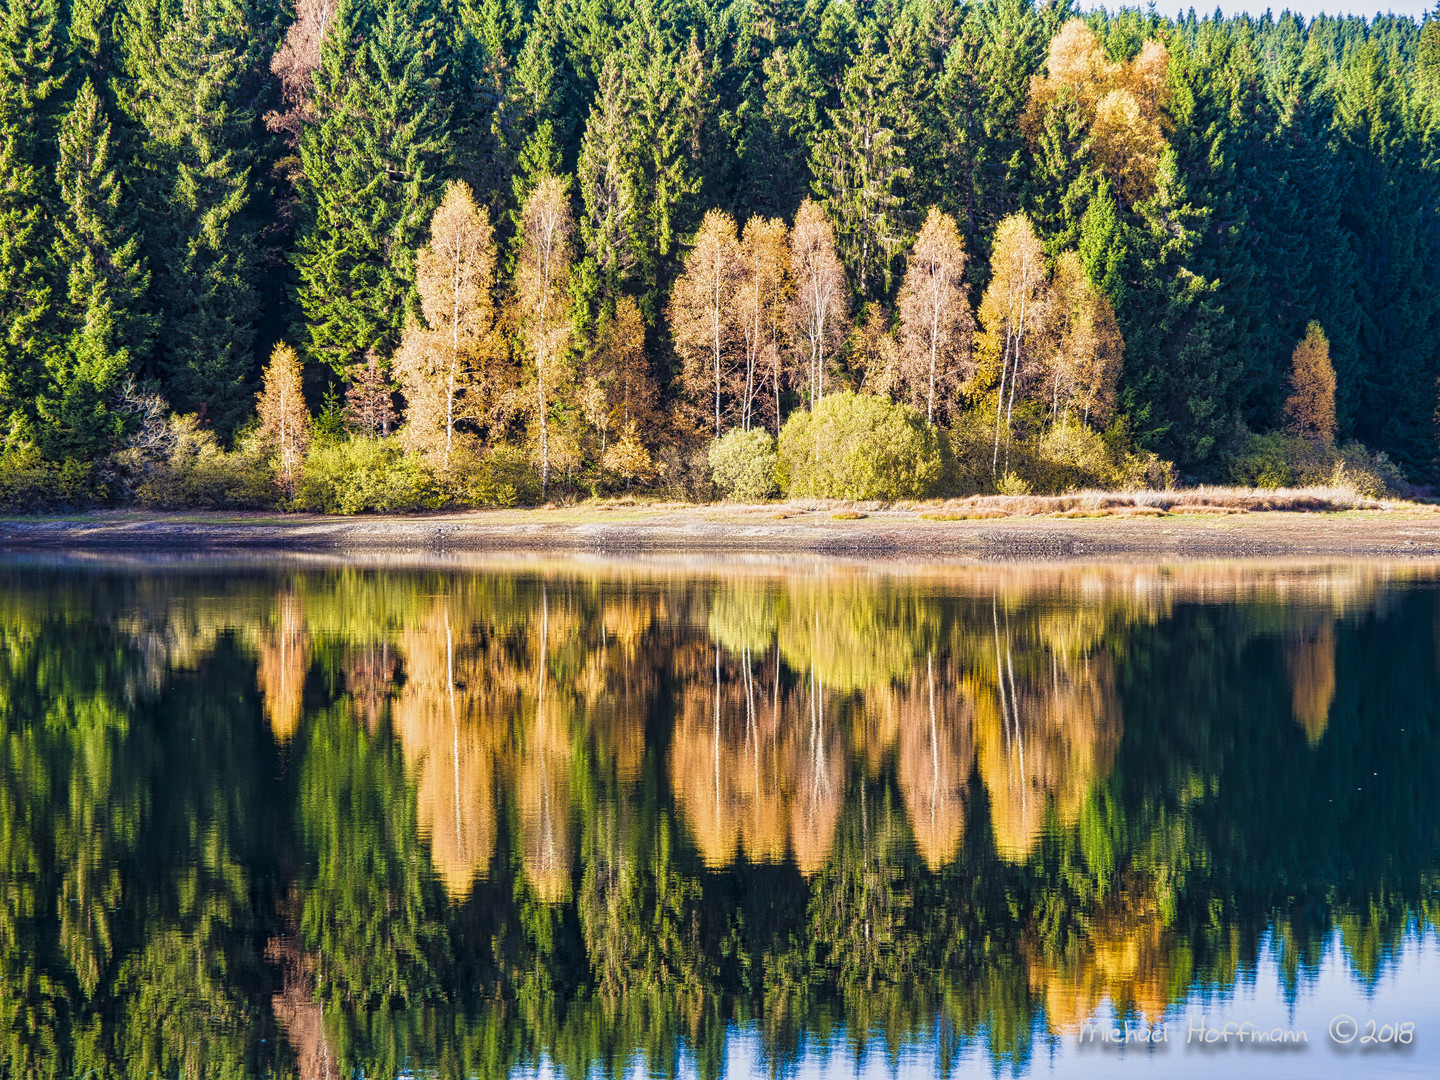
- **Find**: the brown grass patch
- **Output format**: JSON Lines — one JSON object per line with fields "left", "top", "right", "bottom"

{"left": 920, "top": 510, "right": 1012, "bottom": 521}
{"left": 831, "top": 510, "right": 867, "bottom": 520}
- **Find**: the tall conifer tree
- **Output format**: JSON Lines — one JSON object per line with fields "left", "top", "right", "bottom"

{"left": 43, "top": 79, "right": 154, "bottom": 458}
{"left": 294, "top": 0, "right": 447, "bottom": 374}
{"left": 0, "top": 0, "right": 64, "bottom": 445}
{"left": 121, "top": 0, "right": 263, "bottom": 437}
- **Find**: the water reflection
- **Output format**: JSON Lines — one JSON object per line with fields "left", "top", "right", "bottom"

{"left": 0, "top": 556, "right": 1436, "bottom": 1078}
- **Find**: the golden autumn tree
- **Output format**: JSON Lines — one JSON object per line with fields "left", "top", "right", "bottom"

{"left": 787, "top": 199, "right": 849, "bottom": 411}
{"left": 343, "top": 351, "right": 396, "bottom": 437}
{"left": 976, "top": 214, "right": 1050, "bottom": 474}
{"left": 896, "top": 208, "right": 973, "bottom": 425}
{"left": 669, "top": 208, "right": 740, "bottom": 438}
{"left": 732, "top": 215, "right": 790, "bottom": 433}
{"left": 516, "top": 177, "right": 575, "bottom": 493}
{"left": 395, "top": 181, "right": 500, "bottom": 469}
{"left": 1282, "top": 321, "right": 1337, "bottom": 445}
{"left": 256, "top": 342, "right": 312, "bottom": 490}
{"left": 1022, "top": 21, "right": 1171, "bottom": 206}
{"left": 851, "top": 305, "right": 902, "bottom": 398}
{"left": 1044, "top": 251, "right": 1123, "bottom": 428}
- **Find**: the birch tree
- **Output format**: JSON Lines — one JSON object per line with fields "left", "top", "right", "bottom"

{"left": 976, "top": 213, "right": 1049, "bottom": 474}
{"left": 1044, "top": 251, "right": 1121, "bottom": 428}
{"left": 395, "top": 181, "right": 499, "bottom": 470}
{"left": 732, "top": 216, "right": 790, "bottom": 433}
{"left": 516, "top": 176, "right": 574, "bottom": 493}
{"left": 787, "top": 199, "right": 848, "bottom": 411}
{"left": 896, "top": 208, "right": 972, "bottom": 425}
{"left": 669, "top": 208, "right": 740, "bottom": 437}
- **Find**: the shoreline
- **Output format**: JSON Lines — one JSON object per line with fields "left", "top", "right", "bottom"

{"left": 3, "top": 506, "right": 1440, "bottom": 560}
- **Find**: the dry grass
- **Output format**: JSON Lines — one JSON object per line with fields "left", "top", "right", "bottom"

{"left": 831, "top": 510, "right": 867, "bottom": 520}
{"left": 915, "top": 484, "right": 1390, "bottom": 519}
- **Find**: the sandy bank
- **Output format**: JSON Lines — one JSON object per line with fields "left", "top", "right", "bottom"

{"left": 4, "top": 505, "right": 1440, "bottom": 560}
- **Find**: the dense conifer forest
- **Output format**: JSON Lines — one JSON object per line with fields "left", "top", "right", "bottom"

{"left": 1, "top": 0, "right": 1438, "bottom": 508}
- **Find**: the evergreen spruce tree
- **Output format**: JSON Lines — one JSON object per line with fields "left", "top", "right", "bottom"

{"left": 810, "top": 38, "right": 913, "bottom": 302}
{"left": 121, "top": 0, "right": 263, "bottom": 438}
{"left": 294, "top": 0, "right": 448, "bottom": 375}
{"left": 42, "top": 78, "right": 154, "bottom": 459}
{"left": 577, "top": 53, "right": 639, "bottom": 312}
{"left": 0, "top": 0, "right": 65, "bottom": 444}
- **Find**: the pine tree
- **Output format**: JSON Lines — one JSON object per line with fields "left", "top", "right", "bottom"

{"left": 294, "top": 0, "right": 448, "bottom": 375}
{"left": 256, "top": 342, "right": 312, "bottom": 489}
{"left": 121, "top": 0, "right": 263, "bottom": 438}
{"left": 577, "top": 54, "right": 638, "bottom": 311}
{"left": 1282, "top": 322, "right": 1337, "bottom": 445}
{"left": 41, "top": 78, "right": 154, "bottom": 459}
{"left": 0, "top": 0, "right": 65, "bottom": 445}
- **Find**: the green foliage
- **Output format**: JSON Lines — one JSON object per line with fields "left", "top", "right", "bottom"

{"left": 0, "top": 446, "right": 98, "bottom": 510}
{"left": 947, "top": 408, "right": 1174, "bottom": 494}
{"left": 707, "top": 428, "right": 778, "bottom": 502}
{"left": 778, "top": 392, "right": 943, "bottom": 500}
{"left": 296, "top": 437, "right": 438, "bottom": 514}
{"left": 294, "top": 0, "right": 448, "bottom": 374}
{"left": 1227, "top": 431, "right": 1404, "bottom": 497}
{"left": 120, "top": 0, "right": 262, "bottom": 437}
{"left": 434, "top": 443, "right": 542, "bottom": 507}
{"left": 128, "top": 416, "right": 275, "bottom": 508}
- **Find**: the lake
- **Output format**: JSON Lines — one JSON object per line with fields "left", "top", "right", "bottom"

{"left": 0, "top": 554, "right": 1436, "bottom": 1079}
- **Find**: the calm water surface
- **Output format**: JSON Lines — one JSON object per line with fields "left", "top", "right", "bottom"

{"left": 1, "top": 555, "right": 1437, "bottom": 1079}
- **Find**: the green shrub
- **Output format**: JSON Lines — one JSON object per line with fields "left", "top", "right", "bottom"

{"left": 296, "top": 437, "right": 439, "bottom": 513}
{"left": 777, "top": 391, "right": 943, "bottom": 500}
{"left": 1228, "top": 432, "right": 1402, "bottom": 497}
{"left": 0, "top": 446, "right": 100, "bottom": 511}
{"left": 127, "top": 417, "right": 275, "bottom": 508}
{"left": 438, "top": 444, "right": 541, "bottom": 508}
{"left": 708, "top": 428, "right": 779, "bottom": 501}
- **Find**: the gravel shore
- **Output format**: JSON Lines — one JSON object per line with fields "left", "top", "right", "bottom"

{"left": 4, "top": 505, "right": 1440, "bottom": 561}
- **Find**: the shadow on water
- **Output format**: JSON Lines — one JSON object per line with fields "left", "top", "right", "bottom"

{"left": 0, "top": 555, "right": 1437, "bottom": 1078}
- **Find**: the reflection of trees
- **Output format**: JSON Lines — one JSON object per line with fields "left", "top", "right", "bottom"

{"left": 0, "top": 558, "right": 1436, "bottom": 1079}
{"left": 393, "top": 609, "right": 502, "bottom": 901}
{"left": 1286, "top": 624, "right": 1335, "bottom": 744}
{"left": 667, "top": 645, "right": 844, "bottom": 874}
{"left": 257, "top": 586, "right": 311, "bottom": 742}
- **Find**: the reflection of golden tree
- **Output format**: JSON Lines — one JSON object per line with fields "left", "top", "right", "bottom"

{"left": 516, "top": 590, "right": 575, "bottom": 903}
{"left": 1286, "top": 623, "right": 1336, "bottom": 745}
{"left": 393, "top": 608, "right": 504, "bottom": 902}
{"left": 973, "top": 607, "right": 1121, "bottom": 862}
{"left": 891, "top": 656, "right": 974, "bottom": 870}
{"left": 257, "top": 588, "right": 310, "bottom": 743}
{"left": 1028, "top": 884, "right": 1175, "bottom": 1033}
{"left": 668, "top": 644, "right": 844, "bottom": 875}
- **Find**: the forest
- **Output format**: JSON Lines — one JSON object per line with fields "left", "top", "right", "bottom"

{"left": 1, "top": 0, "right": 1439, "bottom": 509}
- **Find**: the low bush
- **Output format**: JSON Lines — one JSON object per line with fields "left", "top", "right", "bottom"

{"left": 947, "top": 411, "right": 1174, "bottom": 496}
{"left": 437, "top": 444, "right": 542, "bottom": 507}
{"left": 777, "top": 392, "right": 943, "bottom": 500}
{"left": 296, "top": 437, "right": 438, "bottom": 514}
{"left": 1228, "top": 433, "right": 1403, "bottom": 498}
{"left": 708, "top": 427, "right": 778, "bottom": 501}
{"left": 127, "top": 416, "right": 275, "bottom": 508}
{"left": 0, "top": 446, "right": 99, "bottom": 511}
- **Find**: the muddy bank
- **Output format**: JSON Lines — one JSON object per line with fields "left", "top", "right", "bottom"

{"left": 4, "top": 506, "right": 1440, "bottom": 560}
